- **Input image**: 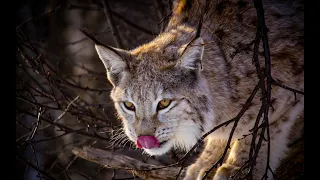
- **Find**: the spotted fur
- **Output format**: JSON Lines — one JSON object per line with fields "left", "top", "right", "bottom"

{"left": 95, "top": 0, "right": 304, "bottom": 179}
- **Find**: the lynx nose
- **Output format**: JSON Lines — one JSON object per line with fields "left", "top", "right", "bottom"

{"left": 136, "top": 136, "right": 159, "bottom": 149}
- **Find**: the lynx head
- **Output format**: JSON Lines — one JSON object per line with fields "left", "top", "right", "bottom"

{"left": 95, "top": 35, "right": 214, "bottom": 156}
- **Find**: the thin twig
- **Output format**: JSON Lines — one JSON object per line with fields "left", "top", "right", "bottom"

{"left": 271, "top": 78, "right": 304, "bottom": 97}
{"left": 16, "top": 4, "right": 62, "bottom": 30}
{"left": 57, "top": 155, "right": 78, "bottom": 178}
{"left": 31, "top": 132, "right": 72, "bottom": 144}
{"left": 33, "top": 95, "right": 79, "bottom": 132}
{"left": 30, "top": 142, "right": 42, "bottom": 180}
{"left": 56, "top": 95, "right": 79, "bottom": 120}
{"left": 17, "top": 108, "right": 110, "bottom": 142}
{"left": 24, "top": 108, "right": 45, "bottom": 142}
{"left": 101, "top": 0, "right": 124, "bottom": 48}
{"left": 154, "top": 0, "right": 165, "bottom": 32}
{"left": 111, "top": 11, "right": 157, "bottom": 36}
{"left": 16, "top": 153, "right": 57, "bottom": 180}
{"left": 68, "top": 3, "right": 156, "bottom": 36}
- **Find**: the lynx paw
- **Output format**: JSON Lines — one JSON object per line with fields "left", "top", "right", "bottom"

{"left": 184, "top": 163, "right": 216, "bottom": 180}
{"left": 213, "top": 164, "right": 240, "bottom": 180}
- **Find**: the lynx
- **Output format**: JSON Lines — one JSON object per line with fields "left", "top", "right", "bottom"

{"left": 93, "top": 0, "right": 304, "bottom": 179}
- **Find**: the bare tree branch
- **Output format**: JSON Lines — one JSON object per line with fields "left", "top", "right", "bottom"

{"left": 72, "top": 146, "right": 185, "bottom": 180}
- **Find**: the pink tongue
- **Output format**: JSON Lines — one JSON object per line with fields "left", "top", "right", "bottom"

{"left": 136, "top": 136, "right": 159, "bottom": 149}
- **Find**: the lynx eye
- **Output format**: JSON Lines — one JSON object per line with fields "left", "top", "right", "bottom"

{"left": 124, "top": 101, "right": 135, "bottom": 111}
{"left": 157, "top": 99, "right": 172, "bottom": 110}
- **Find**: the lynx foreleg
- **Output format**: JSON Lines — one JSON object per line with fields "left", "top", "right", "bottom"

{"left": 213, "top": 122, "right": 298, "bottom": 180}
{"left": 184, "top": 138, "right": 229, "bottom": 180}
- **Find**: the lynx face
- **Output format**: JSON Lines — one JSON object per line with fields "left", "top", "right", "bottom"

{"left": 95, "top": 37, "right": 214, "bottom": 155}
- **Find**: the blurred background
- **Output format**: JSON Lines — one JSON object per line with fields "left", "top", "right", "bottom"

{"left": 16, "top": 0, "right": 304, "bottom": 179}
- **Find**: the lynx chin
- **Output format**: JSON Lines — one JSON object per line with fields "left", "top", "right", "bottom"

{"left": 94, "top": 0, "right": 303, "bottom": 179}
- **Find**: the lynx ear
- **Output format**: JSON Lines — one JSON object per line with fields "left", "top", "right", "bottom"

{"left": 95, "top": 44, "right": 129, "bottom": 86}
{"left": 177, "top": 37, "right": 204, "bottom": 70}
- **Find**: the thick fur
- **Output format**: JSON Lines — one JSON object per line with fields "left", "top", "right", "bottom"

{"left": 95, "top": 0, "right": 304, "bottom": 179}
